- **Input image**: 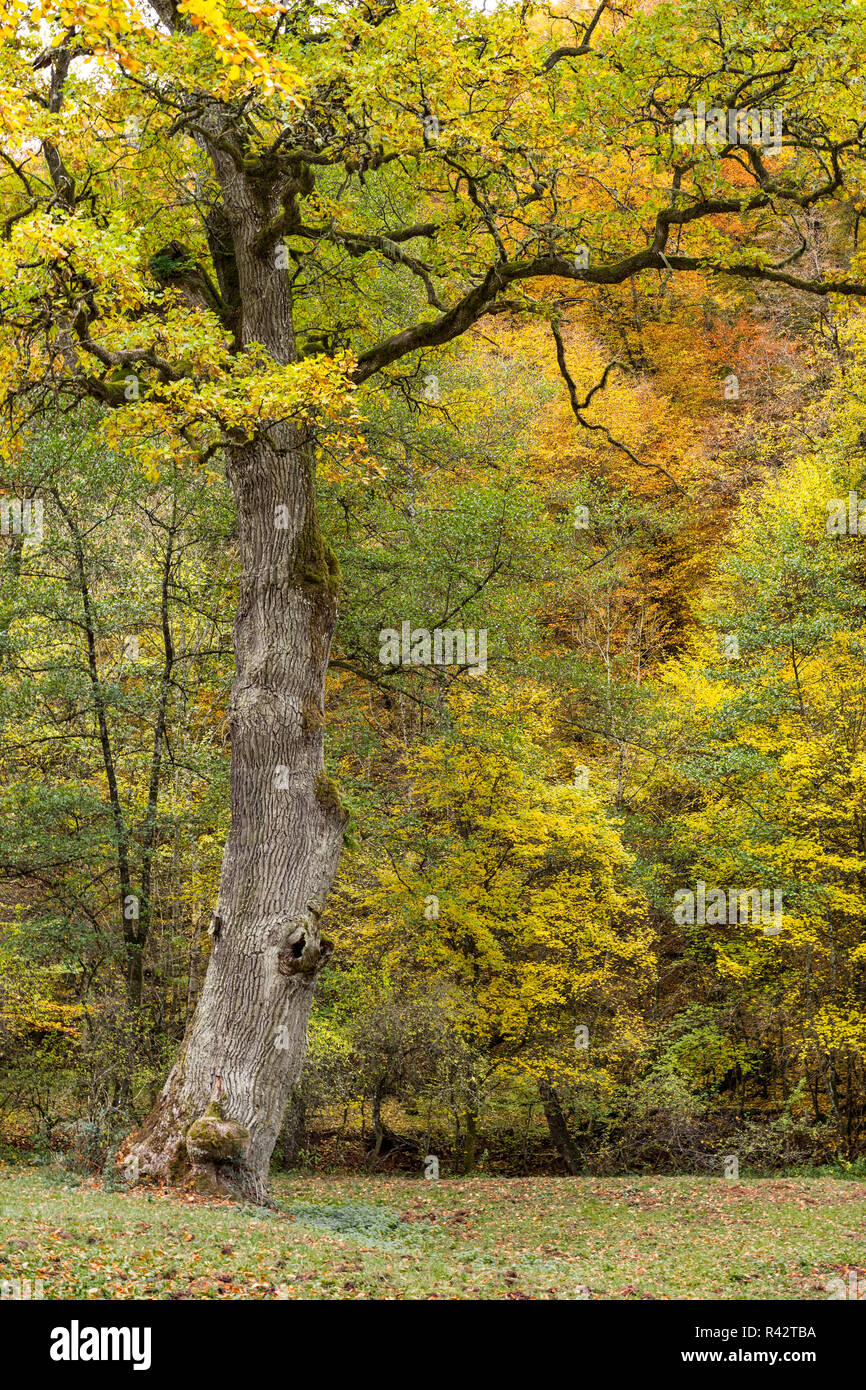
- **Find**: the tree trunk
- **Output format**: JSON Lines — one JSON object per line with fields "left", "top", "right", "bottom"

{"left": 462, "top": 1106, "right": 478, "bottom": 1174}
{"left": 538, "top": 1080, "right": 581, "bottom": 1175}
{"left": 462, "top": 1078, "right": 480, "bottom": 1174}
{"left": 120, "top": 148, "right": 347, "bottom": 1204}
{"left": 369, "top": 1078, "right": 386, "bottom": 1164}
{"left": 276, "top": 1085, "right": 307, "bottom": 1170}
{"left": 121, "top": 422, "right": 345, "bottom": 1201}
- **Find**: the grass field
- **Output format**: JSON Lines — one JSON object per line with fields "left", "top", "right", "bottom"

{"left": 1, "top": 1166, "right": 864, "bottom": 1300}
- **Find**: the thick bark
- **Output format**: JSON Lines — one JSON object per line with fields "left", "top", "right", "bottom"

{"left": 121, "top": 422, "right": 345, "bottom": 1202}
{"left": 121, "top": 159, "right": 346, "bottom": 1203}
{"left": 276, "top": 1085, "right": 307, "bottom": 1169}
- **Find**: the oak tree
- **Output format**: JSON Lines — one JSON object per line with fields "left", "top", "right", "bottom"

{"left": 2, "top": 0, "right": 866, "bottom": 1197}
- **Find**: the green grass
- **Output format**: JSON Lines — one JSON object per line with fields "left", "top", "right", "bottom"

{"left": 0, "top": 1164, "right": 864, "bottom": 1299}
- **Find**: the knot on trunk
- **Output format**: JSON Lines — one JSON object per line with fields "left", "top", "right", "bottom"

{"left": 277, "top": 922, "right": 333, "bottom": 978}
{"left": 185, "top": 1101, "right": 250, "bottom": 1164}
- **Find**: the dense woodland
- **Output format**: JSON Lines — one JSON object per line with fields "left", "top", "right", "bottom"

{"left": 1, "top": 0, "right": 866, "bottom": 1193}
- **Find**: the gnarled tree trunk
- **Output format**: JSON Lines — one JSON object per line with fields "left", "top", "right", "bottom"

{"left": 121, "top": 158, "right": 346, "bottom": 1204}
{"left": 122, "top": 422, "right": 344, "bottom": 1203}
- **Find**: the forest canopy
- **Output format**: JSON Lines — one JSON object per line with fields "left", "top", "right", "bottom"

{"left": 1, "top": 0, "right": 866, "bottom": 1196}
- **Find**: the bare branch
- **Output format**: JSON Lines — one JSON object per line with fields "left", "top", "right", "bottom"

{"left": 549, "top": 320, "right": 686, "bottom": 494}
